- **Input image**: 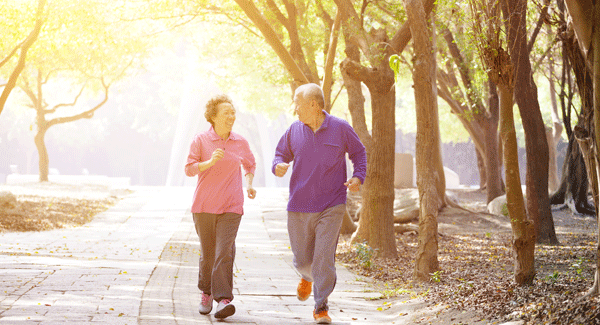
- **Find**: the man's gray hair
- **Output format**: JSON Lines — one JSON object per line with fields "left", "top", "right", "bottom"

{"left": 295, "top": 83, "right": 324, "bottom": 109}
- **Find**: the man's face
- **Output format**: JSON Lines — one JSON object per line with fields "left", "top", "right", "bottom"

{"left": 293, "top": 93, "right": 312, "bottom": 125}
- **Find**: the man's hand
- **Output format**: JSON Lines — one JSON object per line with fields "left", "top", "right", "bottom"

{"left": 247, "top": 187, "right": 256, "bottom": 199}
{"left": 344, "top": 177, "right": 361, "bottom": 192}
{"left": 275, "top": 163, "right": 290, "bottom": 177}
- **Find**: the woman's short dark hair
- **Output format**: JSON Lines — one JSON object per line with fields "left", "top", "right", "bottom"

{"left": 205, "top": 94, "right": 233, "bottom": 127}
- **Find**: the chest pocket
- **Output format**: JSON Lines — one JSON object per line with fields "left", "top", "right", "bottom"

{"left": 322, "top": 142, "right": 343, "bottom": 168}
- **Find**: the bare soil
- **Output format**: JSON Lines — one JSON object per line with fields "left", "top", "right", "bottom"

{"left": 337, "top": 188, "right": 600, "bottom": 324}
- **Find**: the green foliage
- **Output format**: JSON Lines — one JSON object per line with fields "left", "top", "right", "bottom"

{"left": 544, "top": 271, "right": 560, "bottom": 284}
{"left": 501, "top": 203, "right": 509, "bottom": 217}
{"left": 354, "top": 242, "right": 377, "bottom": 269}
{"left": 430, "top": 270, "right": 443, "bottom": 283}
{"left": 570, "top": 257, "right": 586, "bottom": 275}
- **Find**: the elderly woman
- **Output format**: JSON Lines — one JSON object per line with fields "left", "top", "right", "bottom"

{"left": 185, "top": 94, "right": 256, "bottom": 320}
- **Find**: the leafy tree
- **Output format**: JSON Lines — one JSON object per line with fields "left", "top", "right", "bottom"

{"left": 468, "top": 0, "right": 535, "bottom": 286}
{"left": 6, "top": 0, "right": 151, "bottom": 181}
{"left": 502, "top": 0, "right": 558, "bottom": 245}
{"left": 401, "top": 0, "right": 444, "bottom": 280}
{"left": 335, "top": 0, "right": 438, "bottom": 259}
{"left": 433, "top": 1, "right": 503, "bottom": 203}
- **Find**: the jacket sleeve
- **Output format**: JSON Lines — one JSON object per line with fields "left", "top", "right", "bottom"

{"left": 344, "top": 124, "right": 367, "bottom": 183}
{"left": 272, "top": 127, "right": 294, "bottom": 175}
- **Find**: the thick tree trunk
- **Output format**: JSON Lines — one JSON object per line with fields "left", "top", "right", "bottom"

{"left": 504, "top": 0, "right": 557, "bottom": 244}
{"left": 338, "top": 5, "right": 397, "bottom": 257}
{"left": 404, "top": 0, "right": 444, "bottom": 281}
{"left": 341, "top": 57, "right": 397, "bottom": 258}
{"left": 359, "top": 88, "right": 397, "bottom": 258}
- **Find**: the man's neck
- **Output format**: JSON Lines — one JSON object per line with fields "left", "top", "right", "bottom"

{"left": 308, "top": 111, "right": 325, "bottom": 132}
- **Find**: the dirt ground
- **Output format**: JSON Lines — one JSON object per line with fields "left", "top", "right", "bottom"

{"left": 2, "top": 183, "right": 599, "bottom": 324}
{"left": 0, "top": 182, "right": 129, "bottom": 232}
{"left": 337, "top": 188, "right": 600, "bottom": 324}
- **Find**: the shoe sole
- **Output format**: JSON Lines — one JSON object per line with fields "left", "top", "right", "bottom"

{"left": 199, "top": 308, "right": 211, "bottom": 315}
{"left": 297, "top": 294, "right": 310, "bottom": 301}
{"left": 214, "top": 304, "right": 235, "bottom": 319}
{"left": 315, "top": 317, "right": 331, "bottom": 324}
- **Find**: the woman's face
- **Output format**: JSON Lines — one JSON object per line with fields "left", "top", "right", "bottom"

{"left": 213, "top": 102, "right": 236, "bottom": 133}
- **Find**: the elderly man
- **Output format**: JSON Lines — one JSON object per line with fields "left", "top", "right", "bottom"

{"left": 272, "top": 83, "right": 367, "bottom": 324}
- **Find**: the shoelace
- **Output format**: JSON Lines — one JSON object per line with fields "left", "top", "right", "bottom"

{"left": 221, "top": 299, "right": 231, "bottom": 305}
{"left": 201, "top": 294, "right": 211, "bottom": 305}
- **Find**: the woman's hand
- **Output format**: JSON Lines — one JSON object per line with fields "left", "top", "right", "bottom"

{"left": 247, "top": 187, "right": 256, "bottom": 199}
{"left": 210, "top": 148, "right": 225, "bottom": 165}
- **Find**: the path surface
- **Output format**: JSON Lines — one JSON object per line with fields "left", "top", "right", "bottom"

{"left": 0, "top": 186, "right": 437, "bottom": 325}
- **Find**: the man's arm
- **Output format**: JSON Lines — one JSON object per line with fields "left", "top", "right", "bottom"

{"left": 345, "top": 124, "right": 367, "bottom": 184}
{"left": 272, "top": 128, "right": 294, "bottom": 176}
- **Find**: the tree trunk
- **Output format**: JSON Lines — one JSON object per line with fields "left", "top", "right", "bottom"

{"left": 504, "top": 0, "right": 558, "bottom": 244}
{"left": 550, "top": 134, "right": 594, "bottom": 214}
{"left": 546, "top": 126, "right": 560, "bottom": 193}
{"left": 360, "top": 88, "right": 397, "bottom": 258}
{"left": 547, "top": 40, "right": 563, "bottom": 193}
{"left": 404, "top": 0, "right": 444, "bottom": 281}
{"left": 550, "top": 9, "right": 595, "bottom": 215}
{"left": 341, "top": 57, "right": 397, "bottom": 258}
{"left": 485, "top": 79, "right": 503, "bottom": 202}
{"left": 589, "top": 0, "right": 600, "bottom": 298}
{"left": 338, "top": 5, "right": 397, "bottom": 258}
{"left": 341, "top": 32, "right": 371, "bottom": 149}
{"left": 476, "top": 148, "right": 487, "bottom": 189}
{"left": 498, "top": 80, "right": 536, "bottom": 285}
{"left": 35, "top": 127, "right": 49, "bottom": 182}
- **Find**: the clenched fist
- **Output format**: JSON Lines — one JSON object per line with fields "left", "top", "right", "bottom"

{"left": 210, "top": 148, "right": 225, "bottom": 164}
{"left": 275, "top": 163, "right": 290, "bottom": 177}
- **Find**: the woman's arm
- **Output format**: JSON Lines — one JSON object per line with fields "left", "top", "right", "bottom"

{"left": 245, "top": 173, "right": 256, "bottom": 199}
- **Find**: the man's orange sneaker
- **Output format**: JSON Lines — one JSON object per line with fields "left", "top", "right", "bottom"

{"left": 313, "top": 309, "right": 332, "bottom": 324}
{"left": 296, "top": 278, "right": 312, "bottom": 301}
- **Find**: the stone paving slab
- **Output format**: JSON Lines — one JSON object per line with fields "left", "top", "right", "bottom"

{"left": 0, "top": 186, "right": 190, "bottom": 325}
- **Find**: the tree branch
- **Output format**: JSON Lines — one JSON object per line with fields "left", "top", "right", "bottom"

{"left": 527, "top": 0, "right": 550, "bottom": 54}
{"left": 0, "top": 0, "right": 46, "bottom": 116}
{"left": 340, "top": 57, "right": 376, "bottom": 87}
{"left": 47, "top": 79, "right": 109, "bottom": 128}
{"left": 0, "top": 39, "right": 26, "bottom": 69}
{"left": 333, "top": 0, "right": 372, "bottom": 59}
{"left": 323, "top": 9, "right": 342, "bottom": 111}
{"left": 45, "top": 82, "right": 88, "bottom": 114}
{"left": 265, "top": 0, "right": 290, "bottom": 27}
{"left": 233, "top": 0, "right": 309, "bottom": 86}
{"left": 389, "top": 0, "right": 435, "bottom": 54}
{"left": 531, "top": 37, "right": 557, "bottom": 73}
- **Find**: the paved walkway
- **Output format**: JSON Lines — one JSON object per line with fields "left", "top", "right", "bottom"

{"left": 0, "top": 186, "right": 428, "bottom": 325}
